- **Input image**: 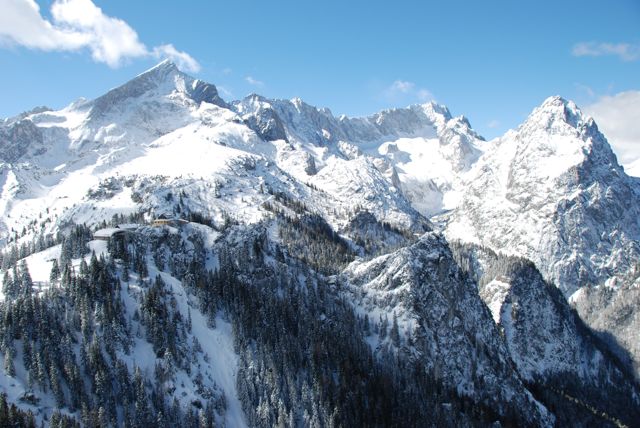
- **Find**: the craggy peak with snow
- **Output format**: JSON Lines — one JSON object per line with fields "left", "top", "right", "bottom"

{"left": 0, "top": 60, "right": 639, "bottom": 427}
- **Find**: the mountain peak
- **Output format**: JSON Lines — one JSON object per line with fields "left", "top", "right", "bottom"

{"left": 418, "top": 101, "right": 452, "bottom": 119}
{"left": 540, "top": 94, "right": 570, "bottom": 107}
{"left": 511, "top": 95, "right": 620, "bottom": 171}
{"left": 88, "top": 60, "right": 226, "bottom": 119}
{"left": 133, "top": 59, "right": 183, "bottom": 85}
{"left": 524, "top": 95, "right": 586, "bottom": 131}
{"left": 140, "top": 59, "right": 180, "bottom": 75}
{"left": 537, "top": 95, "right": 580, "bottom": 117}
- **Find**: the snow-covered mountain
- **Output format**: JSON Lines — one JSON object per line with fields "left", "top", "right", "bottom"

{"left": 1, "top": 61, "right": 639, "bottom": 426}
{"left": 0, "top": 60, "right": 433, "bottom": 248}
{"left": 445, "top": 96, "right": 640, "bottom": 296}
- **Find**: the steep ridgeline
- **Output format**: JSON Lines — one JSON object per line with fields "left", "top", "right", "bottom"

{"left": 233, "top": 95, "right": 484, "bottom": 216}
{"left": 450, "top": 242, "right": 640, "bottom": 427}
{"left": 445, "top": 96, "right": 640, "bottom": 297}
{"left": 339, "top": 233, "right": 552, "bottom": 425}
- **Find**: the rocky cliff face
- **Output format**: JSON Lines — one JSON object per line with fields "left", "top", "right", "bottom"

{"left": 446, "top": 96, "right": 640, "bottom": 296}
{"left": 451, "top": 242, "right": 640, "bottom": 426}
{"left": 341, "top": 233, "right": 552, "bottom": 425}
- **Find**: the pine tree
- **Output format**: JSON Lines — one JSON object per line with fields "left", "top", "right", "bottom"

{"left": 50, "top": 259, "right": 60, "bottom": 283}
{"left": 2, "top": 270, "right": 12, "bottom": 298}
{"left": 3, "top": 348, "right": 15, "bottom": 377}
{"left": 379, "top": 315, "right": 388, "bottom": 340}
{"left": 363, "top": 313, "right": 371, "bottom": 335}
{"left": 49, "top": 363, "right": 64, "bottom": 406}
{"left": 390, "top": 313, "right": 401, "bottom": 346}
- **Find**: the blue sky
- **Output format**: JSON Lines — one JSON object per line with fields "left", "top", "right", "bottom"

{"left": 1, "top": 0, "right": 639, "bottom": 149}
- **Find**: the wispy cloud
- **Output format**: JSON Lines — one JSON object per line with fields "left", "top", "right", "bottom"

{"left": 387, "top": 80, "right": 415, "bottom": 94}
{"left": 245, "top": 76, "right": 264, "bottom": 87}
{"left": 487, "top": 119, "right": 500, "bottom": 129}
{"left": 416, "top": 88, "right": 434, "bottom": 101}
{"left": 217, "top": 85, "right": 233, "bottom": 99}
{"left": 383, "top": 80, "right": 434, "bottom": 103}
{"left": 574, "top": 82, "right": 596, "bottom": 98}
{"left": 572, "top": 42, "right": 640, "bottom": 62}
{"left": 151, "top": 44, "right": 200, "bottom": 73}
{"left": 0, "top": 0, "right": 200, "bottom": 72}
{"left": 584, "top": 90, "right": 640, "bottom": 165}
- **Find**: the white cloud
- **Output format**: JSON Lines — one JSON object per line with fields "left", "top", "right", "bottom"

{"left": 417, "top": 88, "right": 434, "bottom": 101}
{"left": 152, "top": 44, "right": 200, "bottom": 73}
{"left": 0, "top": 0, "right": 199, "bottom": 71}
{"left": 384, "top": 80, "right": 434, "bottom": 103}
{"left": 51, "top": 0, "right": 147, "bottom": 67}
{"left": 388, "top": 80, "right": 415, "bottom": 94}
{"left": 584, "top": 90, "right": 640, "bottom": 166}
{"left": 0, "top": 0, "right": 90, "bottom": 51}
{"left": 245, "top": 76, "right": 264, "bottom": 87}
{"left": 572, "top": 42, "right": 640, "bottom": 62}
